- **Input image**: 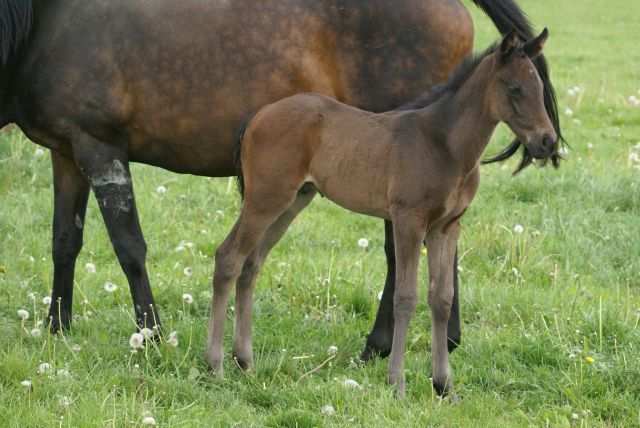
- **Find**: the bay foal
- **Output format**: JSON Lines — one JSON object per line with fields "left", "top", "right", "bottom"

{"left": 205, "top": 29, "right": 557, "bottom": 396}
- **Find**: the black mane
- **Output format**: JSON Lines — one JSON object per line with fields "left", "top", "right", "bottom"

{"left": 396, "top": 43, "right": 498, "bottom": 112}
{"left": 0, "top": 0, "right": 33, "bottom": 64}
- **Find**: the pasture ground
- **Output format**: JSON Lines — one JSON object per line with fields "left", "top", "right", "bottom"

{"left": 1, "top": 0, "right": 639, "bottom": 426}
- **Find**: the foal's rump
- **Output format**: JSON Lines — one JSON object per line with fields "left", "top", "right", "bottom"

{"left": 239, "top": 93, "right": 394, "bottom": 218}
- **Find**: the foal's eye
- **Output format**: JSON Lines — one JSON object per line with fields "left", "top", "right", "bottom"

{"left": 507, "top": 85, "right": 523, "bottom": 97}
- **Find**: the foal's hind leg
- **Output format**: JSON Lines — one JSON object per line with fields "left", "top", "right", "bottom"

{"left": 204, "top": 194, "right": 299, "bottom": 377}
{"left": 232, "top": 186, "right": 317, "bottom": 370}
{"left": 48, "top": 151, "right": 90, "bottom": 332}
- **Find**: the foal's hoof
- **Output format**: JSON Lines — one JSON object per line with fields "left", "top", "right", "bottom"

{"left": 432, "top": 378, "right": 454, "bottom": 398}
{"left": 387, "top": 373, "right": 406, "bottom": 398}
{"left": 232, "top": 355, "right": 253, "bottom": 372}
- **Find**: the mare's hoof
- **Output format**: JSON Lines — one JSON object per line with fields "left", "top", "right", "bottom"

{"left": 359, "top": 337, "right": 392, "bottom": 363}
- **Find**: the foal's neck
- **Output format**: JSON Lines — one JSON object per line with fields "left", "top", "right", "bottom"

{"left": 422, "top": 57, "right": 499, "bottom": 174}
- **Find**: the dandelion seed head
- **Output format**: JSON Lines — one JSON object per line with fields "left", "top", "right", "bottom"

{"left": 42, "top": 296, "right": 52, "bottom": 305}
{"left": 17, "top": 309, "right": 29, "bottom": 320}
{"left": 129, "top": 333, "right": 145, "bottom": 349}
{"left": 30, "top": 327, "right": 41, "bottom": 337}
{"left": 167, "top": 331, "right": 179, "bottom": 347}
{"left": 183, "top": 267, "right": 192, "bottom": 277}
{"left": 57, "top": 369, "right": 70, "bottom": 378}
{"left": 357, "top": 238, "right": 369, "bottom": 249}
{"left": 27, "top": 292, "right": 36, "bottom": 301}
{"left": 571, "top": 413, "right": 579, "bottom": 420}
{"left": 321, "top": 405, "right": 336, "bottom": 416}
{"left": 513, "top": 224, "right": 524, "bottom": 234}
{"left": 182, "top": 293, "right": 194, "bottom": 304}
{"left": 139, "top": 328, "right": 154, "bottom": 339}
{"left": 564, "top": 107, "right": 573, "bottom": 117}
{"left": 37, "top": 362, "right": 52, "bottom": 375}
{"left": 141, "top": 416, "right": 157, "bottom": 426}
{"left": 342, "top": 379, "right": 360, "bottom": 388}
{"left": 327, "top": 345, "right": 339, "bottom": 355}
{"left": 35, "top": 148, "right": 45, "bottom": 157}
{"left": 103, "top": 281, "right": 118, "bottom": 293}
{"left": 71, "top": 344, "right": 82, "bottom": 352}
{"left": 20, "top": 379, "right": 31, "bottom": 388}
{"left": 85, "top": 262, "right": 96, "bottom": 274}
{"left": 156, "top": 185, "right": 167, "bottom": 195}
{"left": 59, "top": 396, "right": 71, "bottom": 409}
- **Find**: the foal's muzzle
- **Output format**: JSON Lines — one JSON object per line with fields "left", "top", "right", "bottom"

{"left": 526, "top": 131, "right": 557, "bottom": 159}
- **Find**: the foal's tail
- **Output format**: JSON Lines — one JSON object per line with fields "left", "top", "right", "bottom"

{"left": 471, "top": 0, "right": 565, "bottom": 174}
{"left": 234, "top": 114, "right": 255, "bottom": 200}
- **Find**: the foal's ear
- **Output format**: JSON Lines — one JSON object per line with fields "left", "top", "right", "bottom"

{"left": 499, "top": 29, "right": 518, "bottom": 60}
{"left": 523, "top": 28, "right": 549, "bottom": 58}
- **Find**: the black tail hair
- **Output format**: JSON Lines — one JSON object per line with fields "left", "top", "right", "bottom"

{"left": 471, "top": 0, "right": 565, "bottom": 174}
{"left": 0, "top": 0, "right": 33, "bottom": 64}
{"left": 234, "top": 114, "right": 255, "bottom": 200}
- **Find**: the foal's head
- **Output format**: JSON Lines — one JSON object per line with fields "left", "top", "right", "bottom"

{"left": 488, "top": 29, "right": 557, "bottom": 159}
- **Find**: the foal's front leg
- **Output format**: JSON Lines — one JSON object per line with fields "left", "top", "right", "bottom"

{"left": 386, "top": 217, "right": 426, "bottom": 397}
{"left": 425, "top": 220, "right": 460, "bottom": 396}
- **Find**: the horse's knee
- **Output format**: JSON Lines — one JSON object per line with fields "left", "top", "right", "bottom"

{"left": 52, "top": 232, "right": 83, "bottom": 266}
{"left": 393, "top": 291, "right": 417, "bottom": 321}
{"left": 113, "top": 239, "right": 147, "bottom": 277}
{"left": 428, "top": 289, "right": 453, "bottom": 322}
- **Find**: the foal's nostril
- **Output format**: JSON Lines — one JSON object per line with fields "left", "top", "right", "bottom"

{"left": 542, "top": 134, "right": 554, "bottom": 149}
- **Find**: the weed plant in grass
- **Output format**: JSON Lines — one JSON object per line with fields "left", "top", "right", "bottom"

{"left": 1, "top": 0, "right": 640, "bottom": 426}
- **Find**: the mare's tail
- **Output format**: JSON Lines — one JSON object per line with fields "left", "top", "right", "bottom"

{"left": 471, "top": 0, "right": 565, "bottom": 173}
{"left": 0, "top": 0, "right": 33, "bottom": 126}
{"left": 234, "top": 114, "right": 255, "bottom": 200}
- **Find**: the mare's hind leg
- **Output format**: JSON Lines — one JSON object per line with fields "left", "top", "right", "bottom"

{"left": 232, "top": 185, "right": 317, "bottom": 370}
{"left": 204, "top": 191, "right": 300, "bottom": 377}
{"left": 70, "top": 133, "right": 160, "bottom": 330}
{"left": 425, "top": 220, "right": 460, "bottom": 397}
{"left": 47, "top": 151, "right": 90, "bottom": 332}
{"left": 361, "top": 223, "right": 462, "bottom": 362}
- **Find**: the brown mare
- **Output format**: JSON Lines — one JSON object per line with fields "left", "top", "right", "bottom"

{"left": 205, "top": 30, "right": 557, "bottom": 397}
{"left": 1, "top": 0, "right": 561, "bottom": 360}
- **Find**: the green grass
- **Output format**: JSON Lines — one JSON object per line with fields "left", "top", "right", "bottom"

{"left": 1, "top": 0, "right": 640, "bottom": 426}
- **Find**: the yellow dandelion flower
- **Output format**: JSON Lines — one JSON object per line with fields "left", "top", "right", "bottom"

{"left": 585, "top": 356, "right": 595, "bottom": 364}
{"left": 421, "top": 247, "right": 427, "bottom": 255}
{"left": 0, "top": 265, "right": 6, "bottom": 273}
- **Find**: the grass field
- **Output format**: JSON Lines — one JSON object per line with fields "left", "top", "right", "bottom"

{"left": 1, "top": 0, "right": 640, "bottom": 426}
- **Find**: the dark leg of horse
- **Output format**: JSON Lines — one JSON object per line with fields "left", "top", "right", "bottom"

{"left": 47, "top": 152, "right": 90, "bottom": 332}
{"left": 71, "top": 135, "right": 161, "bottom": 330}
{"left": 447, "top": 249, "right": 461, "bottom": 352}
{"left": 360, "top": 220, "right": 395, "bottom": 362}
{"left": 361, "top": 222, "right": 462, "bottom": 361}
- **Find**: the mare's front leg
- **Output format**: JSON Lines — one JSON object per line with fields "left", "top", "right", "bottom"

{"left": 425, "top": 220, "right": 460, "bottom": 396}
{"left": 71, "top": 134, "right": 160, "bottom": 330}
{"left": 361, "top": 221, "right": 462, "bottom": 361}
{"left": 47, "top": 151, "right": 90, "bottom": 332}
{"left": 386, "top": 216, "right": 426, "bottom": 397}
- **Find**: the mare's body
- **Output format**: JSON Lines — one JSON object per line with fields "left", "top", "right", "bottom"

{"left": 0, "top": 0, "right": 560, "bottom": 361}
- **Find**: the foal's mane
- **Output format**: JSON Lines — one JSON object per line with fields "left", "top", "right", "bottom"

{"left": 396, "top": 43, "right": 498, "bottom": 112}
{"left": 0, "top": 0, "right": 33, "bottom": 64}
